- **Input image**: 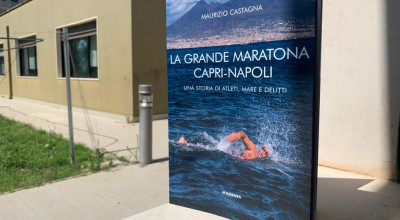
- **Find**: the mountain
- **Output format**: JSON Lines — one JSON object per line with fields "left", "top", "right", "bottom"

{"left": 167, "top": 0, "right": 315, "bottom": 39}
{"left": 167, "top": 0, "right": 221, "bottom": 37}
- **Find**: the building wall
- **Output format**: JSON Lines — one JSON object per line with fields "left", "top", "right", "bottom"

{"left": 0, "top": 0, "right": 135, "bottom": 116}
{"left": 319, "top": 0, "right": 400, "bottom": 179}
{"left": 131, "top": 0, "right": 167, "bottom": 117}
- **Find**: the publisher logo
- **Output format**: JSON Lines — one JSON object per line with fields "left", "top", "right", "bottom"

{"left": 222, "top": 190, "right": 242, "bottom": 199}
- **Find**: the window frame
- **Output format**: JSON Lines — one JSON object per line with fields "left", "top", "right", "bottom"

{"left": 16, "top": 35, "right": 39, "bottom": 78}
{"left": 56, "top": 18, "right": 99, "bottom": 81}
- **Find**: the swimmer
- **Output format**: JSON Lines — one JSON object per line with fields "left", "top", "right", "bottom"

{"left": 178, "top": 131, "right": 269, "bottom": 160}
{"left": 227, "top": 131, "right": 269, "bottom": 159}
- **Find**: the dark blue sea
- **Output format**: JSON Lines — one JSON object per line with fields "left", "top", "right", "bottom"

{"left": 168, "top": 38, "right": 315, "bottom": 220}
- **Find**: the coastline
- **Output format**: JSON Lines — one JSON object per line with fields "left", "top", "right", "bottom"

{"left": 167, "top": 18, "right": 315, "bottom": 49}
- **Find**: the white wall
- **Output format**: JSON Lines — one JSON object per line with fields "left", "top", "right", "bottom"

{"left": 319, "top": 0, "right": 400, "bottom": 180}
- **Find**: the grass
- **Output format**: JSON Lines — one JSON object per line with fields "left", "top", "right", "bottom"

{"left": 0, "top": 114, "right": 107, "bottom": 194}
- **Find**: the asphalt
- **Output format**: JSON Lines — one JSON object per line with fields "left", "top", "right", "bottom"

{"left": 0, "top": 97, "right": 399, "bottom": 220}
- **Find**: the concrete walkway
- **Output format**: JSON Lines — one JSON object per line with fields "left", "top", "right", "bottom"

{"left": 130, "top": 166, "right": 400, "bottom": 220}
{"left": 0, "top": 98, "right": 399, "bottom": 220}
{"left": 0, "top": 162, "right": 168, "bottom": 220}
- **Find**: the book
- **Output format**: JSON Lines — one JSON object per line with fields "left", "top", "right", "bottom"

{"left": 167, "top": 1, "right": 321, "bottom": 219}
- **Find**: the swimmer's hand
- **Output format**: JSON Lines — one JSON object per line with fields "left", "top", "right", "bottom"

{"left": 178, "top": 137, "right": 188, "bottom": 145}
{"left": 227, "top": 132, "right": 241, "bottom": 142}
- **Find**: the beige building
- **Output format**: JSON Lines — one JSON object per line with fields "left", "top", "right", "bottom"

{"left": 0, "top": 0, "right": 167, "bottom": 119}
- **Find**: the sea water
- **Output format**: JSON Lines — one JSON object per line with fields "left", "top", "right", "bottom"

{"left": 168, "top": 38, "right": 315, "bottom": 220}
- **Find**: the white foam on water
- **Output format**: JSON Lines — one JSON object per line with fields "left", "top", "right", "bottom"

{"left": 172, "top": 122, "right": 305, "bottom": 166}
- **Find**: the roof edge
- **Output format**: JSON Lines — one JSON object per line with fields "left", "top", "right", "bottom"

{"left": 0, "top": 0, "right": 33, "bottom": 18}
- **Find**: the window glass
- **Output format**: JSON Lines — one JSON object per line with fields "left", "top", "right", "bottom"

{"left": 18, "top": 36, "right": 37, "bottom": 77}
{"left": 60, "top": 20, "right": 97, "bottom": 78}
{"left": 28, "top": 47, "right": 36, "bottom": 70}
{"left": 90, "top": 35, "right": 97, "bottom": 77}
{"left": 70, "top": 37, "right": 89, "bottom": 77}
{"left": 19, "top": 48, "right": 25, "bottom": 74}
{"left": 0, "top": 45, "right": 4, "bottom": 76}
{"left": 0, "top": 57, "right": 4, "bottom": 75}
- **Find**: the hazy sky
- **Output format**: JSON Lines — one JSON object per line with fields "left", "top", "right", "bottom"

{"left": 166, "top": 0, "right": 229, "bottom": 26}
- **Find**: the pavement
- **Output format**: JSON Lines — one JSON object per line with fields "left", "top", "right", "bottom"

{"left": 0, "top": 163, "right": 168, "bottom": 220}
{"left": 0, "top": 97, "right": 399, "bottom": 220}
{"left": 130, "top": 166, "right": 400, "bottom": 220}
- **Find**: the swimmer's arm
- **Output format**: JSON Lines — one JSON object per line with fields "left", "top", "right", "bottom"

{"left": 238, "top": 131, "right": 257, "bottom": 153}
{"left": 228, "top": 131, "right": 257, "bottom": 157}
{"left": 228, "top": 131, "right": 248, "bottom": 142}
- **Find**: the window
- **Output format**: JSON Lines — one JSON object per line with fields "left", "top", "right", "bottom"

{"left": 0, "top": 45, "right": 4, "bottom": 76}
{"left": 17, "top": 36, "right": 38, "bottom": 77}
{"left": 59, "top": 20, "right": 98, "bottom": 78}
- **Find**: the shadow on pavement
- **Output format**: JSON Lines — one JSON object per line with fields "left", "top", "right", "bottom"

{"left": 317, "top": 177, "right": 400, "bottom": 219}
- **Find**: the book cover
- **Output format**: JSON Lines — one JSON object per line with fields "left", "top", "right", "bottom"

{"left": 167, "top": 0, "right": 321, "bottom": 219}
